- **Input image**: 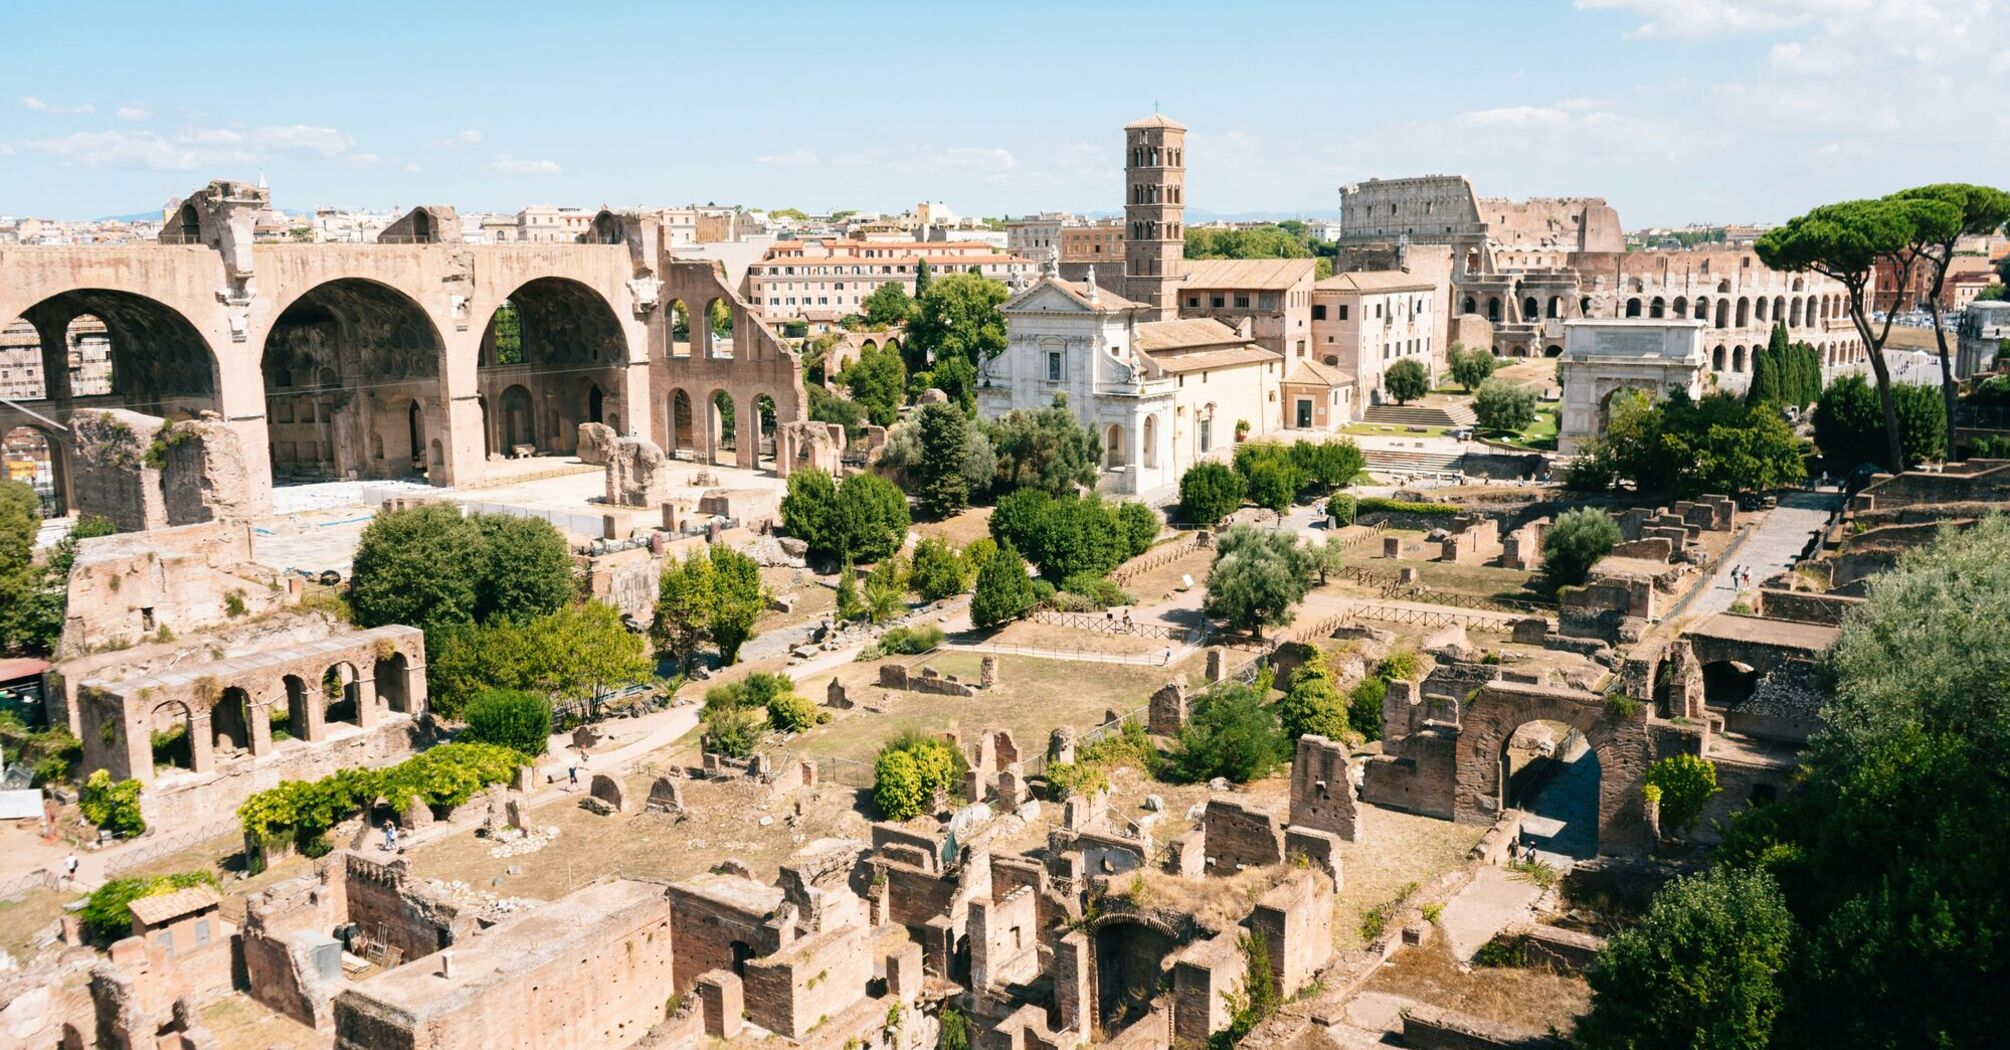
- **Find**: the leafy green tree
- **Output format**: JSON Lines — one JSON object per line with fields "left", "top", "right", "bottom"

{"left": 1163, "top": 675, "right": 1287, "bottom": 784}
{"left": 1644, "top": 753, "right": 1720, "bottom": 836}
{"left": 1812, "top": 373, "right": 1944, "bottom": 472}
{"left": 915, "top": 402, "right": 971, "bottom": 519}
{"left": 805, "top": 383, "right": 866, "bottom": 438}
{"left": 831, "top": 472, "right": 911, "bottom": 562}
{"left": 428, "top": 603, "right": 651, "bottom": 717}
{"left": 1203, "top": 524, "right": 1315, "bottom": 639}
{"left": 652, "top": 548, "right": 717, "bottom": 669}
{"left": 79, "top": 769, "right": 146, "bottom": 838}
{"left": 473, "top": 515, "right": 576, "bottom": 624}
{"left": 1035, "top": 495, "right": 1124, "bottom": 580}
{"left": 911, "top": 536, "right": 970, "bottom": 601}
{"left": 1383, "top": 358, "right": 1430, "bottom": 404}
{"left": 459, "top": 689, "right": 553, "bottom": 756}
{"left": 79, "top": 870, "right": 214, "bottom": 943}
{"left": 350, "top": 504, "right": 485, "bottom": 636}
{"left": 700, "top": 703, "right": 763, "bottom": 758}
{"left": 835, "top": 554, "right": 865, "bottom": 621}
{"left": 864, "top": 553, "right": 908, "bottom": 624}
{"left": 1757, "top": 195, "right": 1962, "bottom": 471}
{"left": 780, "top": 468, "right": 839, "bottom": 558}
{"left": 1277, "top": 661, "right": 1349, "bottom": 742}
{"left": 1447, "top": 343, "right": 1497, "bottom": 392}
{"left": 988, "top": 487, "right": 1052, "bottom": 558}
{"left": 907, "top": 274, "right": 1008, "bottom": 410}
{"left": 861, "top": 280, "right": 916, "bottom": 327}
{"left": 911, "top": 257, "right": 932, "bottom": 301}
{"left": 1347, "top": 676, "right": 1386, "bottom": 740}
{"left": 707, "top": 544, "right": 765, "bottom": 665}
{"left": 971, "top": 540, "right": 1036, "bottom": 628}
{"left": 766, "top": 690, "right": 819, "bottom": 733}
{"left": 1568, "top": 391, "right": 1805, "bottom": 496}
{"left": 0, "top": 480, "right": 45, "bottom": 654}
{"left": 1179, "top": 462, "right": 1245, "bottom": 526}
{"left": 1117, "top": 502, "right": 1159, "bottom": 560}
{"left": 1288, "top": 439, "right": 1365, "bottom": 492}
{"left": 1575, "top": 868, "right": 1795, "bottom": 1050}
{"left": 1472, "top": 378, "right": 1536, "bottom": 433}
{"left": 1308, "top": 534, "right": 1348, "bottom": 584}
{"left": 1244, "top": 459, "right": 1296, "bottom": 519}
{"left": 982, "top": 395, "right": 1101, "bottom": 496}
{"left": 1541, "top": 507, "right": 1619, "bottom": 588}
{"left": 1891, "top": 184, "right": 2010, "bottom": 457}
{"left": 838, "top": 341, "right": 907, "bottom": 427}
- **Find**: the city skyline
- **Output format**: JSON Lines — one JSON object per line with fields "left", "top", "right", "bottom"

{"left": 2, "top": 0, "right": 2005, "bottom": 226}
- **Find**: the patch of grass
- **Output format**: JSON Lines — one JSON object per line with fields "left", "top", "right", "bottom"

{"left": 1359, "top": 880, "right": 1420, "bottom": 942}
{"left": 1508, "top": 857, "right": 1560, "bottom": 890}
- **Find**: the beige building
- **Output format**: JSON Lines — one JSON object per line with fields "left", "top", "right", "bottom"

{"left": 1176, "top": 257, "right": 1319, "bottom": 362}
{"left": 1006, "top": 212, "right": 1069, "bottom": 258}
{"left": 513, "top": 205, "right": 596, "bottom": 243}
{"left": 742, "top": 239, "right": 1035, "bottom": 324}
{"left": 1311, "top": 270, "right": 1439, "bottom": 406}
{"left": 1124, "top": 115, "right": 1187, "bottom": 320}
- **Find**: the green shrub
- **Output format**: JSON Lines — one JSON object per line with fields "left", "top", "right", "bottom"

{"left": 1043, "top": 761, "right": 1109, "bottom": 801}
{"left": 1354, "top": 496, "right": 1460, "bottom": 517}
{"left": 80, "top": 870, "right": 216, "bottom": 942}
{"left": 767, "top": 691, "right": 821, "bottom": 733}
{"left": 873, "top": 732, "right": 965, "bottom": 820}
{"left": 1060, "top": 573, "right": 1135, "bottom": 609}
{"left": 971, "top": 541, "right": 1037, "bottom": 628}
{"left": 1328, "top": 493, "right": 1357, "bottom": 526}
{"left": 1542, "top": 507, "right": 1620, "bottom": 589}
{"left": 80, "top": 769, "right": 146, "bottom": 838}
{"left": 1178, "top": 462, "right": 1245, "bottom": 526}
{"left": 878, "top": 624, "right": 944, "bottom": 655}
{"left": 1277, "top": 661, "right": 1349, "bottom": 742}
{"left": 1117, "top": 501, "right": 1160, "bottom": 559}
{"left": 1348, "top": 677, "right": 1387, "bottom": 741}
{"left": 910, "top": 536, "right": 970, "bottom": 602}
{"left": 1644, "top": 753, "right": 1720, "bottom": 834}
{"left": 700, "top": 705, "right": 764, "bottom": 758}
{"left": 1163, "top": 677, "right": 1287, "bottom": 784}
{"left": 458, "top": 689, "right": 552, "bottom": 757}
{"left": 237, "top": 742, "right": 521, "bottom": 848}
{"left": 1378, "top": 649, "right": 1421, "bottom": 682}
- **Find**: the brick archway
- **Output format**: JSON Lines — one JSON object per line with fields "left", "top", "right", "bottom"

{"left": 1453, "top": 682, "right": 1652, "bottom": 855}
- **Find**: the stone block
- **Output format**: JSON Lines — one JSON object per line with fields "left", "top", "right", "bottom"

{"left": 576, "top": 422, "right": 617, "bottom": 465}
{"left": 1203, "top": 797, "right": 1285, "bottom": 871}
{"left": 1147, "top": 679, "right": 1189, "bottom": 736}
{"left": 886, "top": 940, "right": 924, "bottom": 1003}
{"left": 604, "top": 435, "right": 673, "bottom": 508}
{"left": 646, "top": 776, "right": 685, "bottom": 814}
{"left": 588, "top": 773, "right": 627, "bottom": 813}
{"left": 696, "top": 969, "right": 744, "bottom": 1039}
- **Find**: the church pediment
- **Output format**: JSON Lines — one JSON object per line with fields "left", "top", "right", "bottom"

{"left": 1006, "top": 285, "right": 1094, "bottom": 314}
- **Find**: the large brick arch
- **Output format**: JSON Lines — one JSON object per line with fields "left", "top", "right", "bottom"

{"left": 1453, "top": 682, "right": 1653, "bottom": 855}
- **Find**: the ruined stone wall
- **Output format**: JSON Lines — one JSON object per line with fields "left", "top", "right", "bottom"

{"left": 130, "top": 718, "right": 424, "bottom": 833}
{"left": 59, "top": 518, "right": 289, "bottom": 658}
{"left": 667, "top": 876, "right": 785, "bottom": 994}
{"left": 342, "top": 854, "right": 473, "bottom": 964}
{"left": 1202, "top": 798, "right": 1285, "bottom": 873}
{"left": 1288, "top": 735, "right": 1359, "bottom": 843}
{"left": 1361, "top": 727, "right": 1459, "bottom": 820}
{"left": 333, "top": 880, "right": 676, "bottom": 1050}
{"left": 1756, "top": 588, "right": 1863, "bottom": 626}
{"left": 741, "top": 922, "right": 875, "bottom": 1040}
{"left": 1171, "top": 930, "right": 1242, "bottom": 1047}
{"left": 242, "top": 861, "right": 350, "bottom": 1027}
{"left": 1250, "top": 871, "right": 1333, "bottom": 998}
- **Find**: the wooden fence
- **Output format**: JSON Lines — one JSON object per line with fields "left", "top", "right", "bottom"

{"left": 1109, "top": 536, "right": 1208, "bottom": 586}
{"left": 1027, "top": 608, "right": 1197, "bottom": 642}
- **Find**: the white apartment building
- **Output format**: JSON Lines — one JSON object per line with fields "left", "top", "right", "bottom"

{"left": 743, "top": 240, "right": 1037, "bottom": 324}
{"left": 1310, "top": 271, "right": 1440, "bottom": 406}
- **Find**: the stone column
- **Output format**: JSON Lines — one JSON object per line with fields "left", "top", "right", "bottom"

{"left": 354, "top": 675, "right": 380, "bottom": 730}
{"left": 737, "top": 394, "right": 760, "bottom": 471}
{"left": 433, "top": 324, "right": 488, "bottom": 487}
{"left": 187, "top": 712, "right": 215, "bottom": 774}
{"left": 249, "top": 702, "right": 273, "bottom": 758}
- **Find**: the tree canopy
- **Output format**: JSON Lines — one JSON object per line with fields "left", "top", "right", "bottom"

{"left": 1203, "top": 524, "right": 1315, "bottom": 639}
{"left": 350, "top": 505, "right": 574, "bottom": 640}
{"left": 906, "top": 273, "right": 1008, "bottom": 410}
{"left": 1179, "top": 462, "right": 1245, "bottom": 526}
{"left": 1472, "top": 377, "right": 1536, "bottom": 433}
{"left": 1811, "top": 373, "right": 1943, "bottom": 473}
{"left": 1567, "top": 390, "right": 1805, "bottom": 497}
{"left": 838, "top": 341, "right": 906, "bottom": 427}
{"left": 914, "top": 401, "right": 971, "bottom": 519}
{"left": 1541, "top": 507, "right": 1619, "bottom": 589}
{"left": 1447, "top": 344, "right": 1498, "bottom": 392}
{"left": 860, "top": 280, "right": 916, "bottom": 327}
{"left": 981, "top": 395, "right": 1101, "bottom": 496}
{"left": 1384, "top": 358, "right": 1430, "bottom": 404}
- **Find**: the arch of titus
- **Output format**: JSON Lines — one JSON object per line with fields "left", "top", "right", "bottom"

{"left": 0, "top": 180, "right": 807, "bottom": 524}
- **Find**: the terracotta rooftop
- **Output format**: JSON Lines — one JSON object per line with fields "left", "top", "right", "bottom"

{"left": 1125, "top": 113, "right": 1187, "bottom": 131}
{"left": 1179, "top": 257, "right": 1317, "bottom": 291}
{"left": 1285, "top": 359, "right": 1355, "bottom": 387}
{"left": 1005, "top": 276, "right": 1138, "bottom": 313}
{"left": 1149, "top": 344, "right": 1283, "bottom": 374}
{"left": 1133, "top": 317, "right": 1248, "bottom": 352}
{"left": 128, "top": 884, "right": 221, "bottom": 927}
{"left": 1316, "top": 270, "right": 1434, "bottom": 293}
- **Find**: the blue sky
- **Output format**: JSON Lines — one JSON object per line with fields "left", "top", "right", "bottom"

{"left": 2, "top": 0, "right": 2004, "bottom": 226}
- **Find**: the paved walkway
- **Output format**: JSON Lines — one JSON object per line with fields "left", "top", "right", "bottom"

{"left": 1435, "top": 863, "right": 1546, "bottom": 960}
{"left": 1517, "top": 737, "right": 1599, "bottom": 867}
{"left": 1680, "top": 489, "right": 1842, "bottom": 622}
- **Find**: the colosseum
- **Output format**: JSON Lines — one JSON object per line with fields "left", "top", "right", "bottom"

{"left": 1337, "top": 175, "right": 1869, "bottom": 387}
{"left": 0, "top": 180, "right": 807, "bottom": 521}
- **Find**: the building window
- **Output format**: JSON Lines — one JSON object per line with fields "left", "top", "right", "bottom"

{"left": 1211, "top": 295, "right": 1225, "bottom": 309}
{"left": 1047, "top": 352, "right": 1062, "bottom": 382}
{"left": 1234, "top": 294, "right": 1251, "bottom": 309}
{"left": 1188, "top": 297, "right": 1200, "bottom": 307}
{"left": 1312, "top": 304, "right": 1327, "bottom": 321}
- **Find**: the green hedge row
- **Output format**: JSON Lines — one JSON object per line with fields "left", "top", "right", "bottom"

{"left": 1355, "top": 496, "right": 1462, "bottom": 517}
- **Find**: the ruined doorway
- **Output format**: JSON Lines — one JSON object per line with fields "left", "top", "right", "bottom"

{"left": 1498, "top": 720, "right": 1600, "bottom": 861}
{"left": 1093, "top": 920, "right": 1177, "bottom": 1032}
{"left": 479, "top": 278, "right": 628, "bottom": 457}
{"left": 212, "top": 686, "right": 252, "bottom": 757}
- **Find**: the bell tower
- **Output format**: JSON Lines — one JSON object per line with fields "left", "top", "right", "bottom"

{"left": 1123, "top": 113, "right": 1186, "bottom": 321}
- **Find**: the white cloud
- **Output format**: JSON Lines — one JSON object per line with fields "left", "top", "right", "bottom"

{"left": 757, "top": 148, "right": 819, "bottom": 166}
{"left": 347, "top": 152, "right": 382, "bottom": 167}
{"left": 115, "top": 106, "right": 152, "bottom": 122}
{"left": 1572, "top": 0, "right": 1844, "bottom": 39}
{"left": 489, "top": 154, "right": 561, "bottom": 175}
{"left": 12, "top": 122, "right": 364, "bottom": 171}
{"left": 1459, "top": 105, "right": 1571, "bottom": 127}
{"left": 435, "top": 130, "right": 483, "bottom": 147}
{"left": 22, "top": 96, "right": 95, "bottom": 115}
{"left": 251, "top": 124, "right": 353, "bottom": 156}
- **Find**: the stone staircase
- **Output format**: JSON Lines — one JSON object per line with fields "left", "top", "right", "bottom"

{"left": 1361, "top": 402, "right": 1476, "bottom": 429}
{"left": 1360, "top": 447, "right": 1465, "bottom": 476}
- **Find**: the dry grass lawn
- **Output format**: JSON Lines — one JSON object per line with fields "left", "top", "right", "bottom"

{"left": 913, "top": 506, "right": 994, "bottom": 547}
{"left": 1331, "top": 806, "right": 1486, "bottom": 951}
{"left": 1360, "top": 937, "right": 1590, "bottom": 1035}
{"left": 203, "top": 994, "right": 330, "bottom": 1050}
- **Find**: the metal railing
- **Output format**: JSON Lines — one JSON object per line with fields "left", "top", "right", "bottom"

{"left": 100, "top": 817, "right": 245, "bottom": 879}
{"left": 1108, "top": 536, "right": 1207, "bottom": 586}
{"left": 1026, "top": 608, "right": 1196, "bottom": 641}
{"left": 1346, "top": 602, "right": 1525, "bottom": 631}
